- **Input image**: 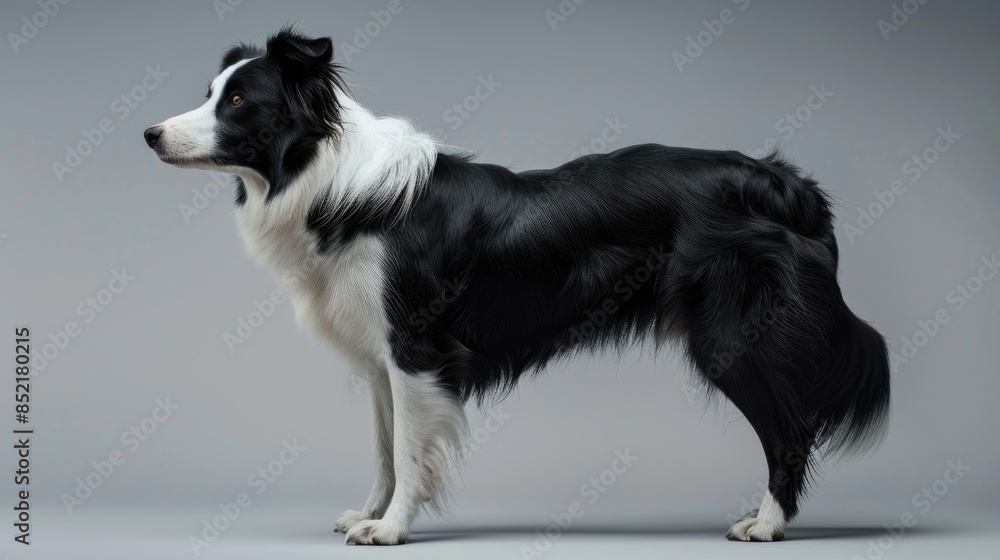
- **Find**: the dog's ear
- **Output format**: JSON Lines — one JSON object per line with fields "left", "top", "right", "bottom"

{"left": 265, "top": 27, "right": 344, "bottom": 139}
{"left": 266, "top": 29, "right": 333, "bottom": 76}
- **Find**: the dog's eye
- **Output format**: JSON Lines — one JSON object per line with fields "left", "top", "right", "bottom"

{"left": 230, "top": 94, "right": 244, "bottom": 107}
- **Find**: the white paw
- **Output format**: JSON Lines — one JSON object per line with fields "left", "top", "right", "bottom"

{"left": 345, "top": 518, "right": 408, "bottom": 545}
{"left": 726, "top": 509, "right": 785, "bottom": 542}
{"left": 334, "top": 509, "right": 374, "bottom": 533}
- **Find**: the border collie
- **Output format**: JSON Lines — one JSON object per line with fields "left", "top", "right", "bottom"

{"left": 144, "top": 28, "right": 890, "bottom": 545}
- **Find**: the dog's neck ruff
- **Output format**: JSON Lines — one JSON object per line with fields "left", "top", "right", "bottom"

{"left": 325, "top": 92, "right": 439, "bottom": 222}
{"left": 233, "top": 86, "right": 438, "bottom": 260}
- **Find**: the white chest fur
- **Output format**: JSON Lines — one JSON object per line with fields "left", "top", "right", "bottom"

{"left": 233, "top": 174, "right": 392, "bottom": 372}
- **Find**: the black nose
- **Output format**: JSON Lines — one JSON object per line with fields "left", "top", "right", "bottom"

{"left": 143, "top": 126, "right": 163, "bottom": 149}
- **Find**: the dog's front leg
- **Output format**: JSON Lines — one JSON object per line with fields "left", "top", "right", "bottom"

{"left": 345, "top": 366, "right": 466, "bottom": 545}
{"left": 335, "top": 368, "right": 395, "bottom": 533}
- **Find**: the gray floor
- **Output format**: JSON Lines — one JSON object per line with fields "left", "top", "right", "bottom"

{"left": 20, "top": 509, "right": 1000, "bottom": 559}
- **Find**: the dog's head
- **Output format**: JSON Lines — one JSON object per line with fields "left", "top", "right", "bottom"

{"left": 144, "top": 27, "right": 347, "bottom": 200}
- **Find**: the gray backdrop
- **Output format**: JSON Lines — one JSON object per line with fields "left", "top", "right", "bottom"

{"left": 1, "top": 1, "right": 998, "bottom": 558}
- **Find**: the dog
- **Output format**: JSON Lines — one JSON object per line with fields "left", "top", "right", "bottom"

{"left": 144, "top": 27, "right": 890, "bottom": 545}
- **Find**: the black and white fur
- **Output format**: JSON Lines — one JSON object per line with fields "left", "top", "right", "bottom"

{"left": 145, "top": 28, "right": 891, "bottom": 545}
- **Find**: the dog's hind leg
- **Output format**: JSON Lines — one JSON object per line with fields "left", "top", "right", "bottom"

{"left": 678, "top": 249, "right": 821, "bottom": 541}
{"left": 335, "top": 367, "right": 395, "bottom": 533}
{"left": 345, "top": 366, "right": 466, "bottom": 545}
{"left": 700, "top": 350, "right": 814, "bottom": 542}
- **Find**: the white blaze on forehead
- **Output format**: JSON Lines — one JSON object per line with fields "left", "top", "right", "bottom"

{"left": 206, "top": 58, "right": 255, "bottom": 105}
{"left": 157, "top": 59, "right": 254, "bottom": 159}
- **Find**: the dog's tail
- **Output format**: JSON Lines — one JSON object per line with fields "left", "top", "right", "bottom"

{"left": 738, "top": 151, "right": 891, "bottom": 459}
{"left": 809, "top": 305, "right": 892, "bottom": 460}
